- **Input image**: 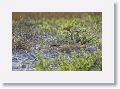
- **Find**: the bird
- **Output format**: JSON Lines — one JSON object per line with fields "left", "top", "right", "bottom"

{"left": 63, "top": 26, "right": 73, "bottom": 32}
{"left": 63, "top": 26, "right": 74, "bottom": 40}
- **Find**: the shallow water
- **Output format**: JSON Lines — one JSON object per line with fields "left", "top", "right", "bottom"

{"left": 12, "top": 33, "right": 97, "bottom": 71}
{"left": 12, "top": 48, "right": 96, "bottom": 71}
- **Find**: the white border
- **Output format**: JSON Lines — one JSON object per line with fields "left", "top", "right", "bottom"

{"left": 0, "top": 0, "right": 114, "bottom": 83}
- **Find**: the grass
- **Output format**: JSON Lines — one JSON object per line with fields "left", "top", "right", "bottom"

{"left": 35, "top": 49, "right": 102, "bottom": 71}
{"left": 12, "top": 12, "right": 102, "bottom": 71}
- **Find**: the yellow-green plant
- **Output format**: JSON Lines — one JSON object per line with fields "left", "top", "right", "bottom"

{"left": 35, "top": 49, "right": 102, "bottom": 71}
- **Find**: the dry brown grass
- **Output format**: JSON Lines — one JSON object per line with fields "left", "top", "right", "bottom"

{"left": 12, "top": 12, "right": 101, "bottom": 21}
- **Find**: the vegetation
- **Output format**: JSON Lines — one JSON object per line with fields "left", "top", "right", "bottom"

{"left": 35, "top": 50, "right": 102, "bottom": 71}
{"left": 12, "top": 12, "right": 102, "bottom": 71}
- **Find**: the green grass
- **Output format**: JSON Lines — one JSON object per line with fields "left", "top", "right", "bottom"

{"left": 12, "top": 13, "right": 102, "bottom": 71}
{"left": 35, "top": 49, "right": 102, "bottom": 71}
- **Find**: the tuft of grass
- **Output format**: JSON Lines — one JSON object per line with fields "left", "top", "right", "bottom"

{"left": 35, "top": 49, "right": 102, "bottom": 71}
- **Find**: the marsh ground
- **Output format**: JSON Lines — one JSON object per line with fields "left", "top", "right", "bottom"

{"left": 12, "top": 12, "right": 102, "bottom": 71}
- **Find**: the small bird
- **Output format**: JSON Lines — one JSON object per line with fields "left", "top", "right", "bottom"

{"left": 63, "top": 26, "right": 74, "bottom": 40}
{"left": 63, "top": 26, "right": 73, "bottom": 32}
